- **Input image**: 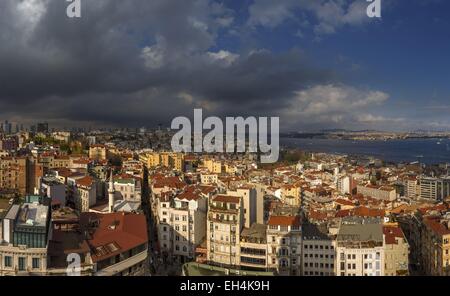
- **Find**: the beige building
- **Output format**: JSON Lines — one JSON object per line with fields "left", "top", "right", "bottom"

{"left": 89, "top": 144, "right": 107, "bottom": 160}
{"left": 266, "top": 215, "right": 302, "bottom": 276}
{"left": 206, "top": 195, "right": 244, "bottom": 267}
{"left": 228, "top": 185, "right": 264, "bottom": 229}
{"left": 281, "top": 184, "right": 301, "bottom": 207}
{"left": 383, "top": 225, "right": 409, "bottom": 276}
{"left": 200, "top": 173, "right": 218, "bottom": 185}
{"left": 357, "top": 184, "right": 397, "bottom": 201}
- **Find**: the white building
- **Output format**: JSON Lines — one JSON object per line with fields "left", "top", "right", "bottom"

{"left": 266, "top": 215, "right": 302, "bottom": 276}
{"left": 335, "top": 218, "right": 384, "bottom": 276}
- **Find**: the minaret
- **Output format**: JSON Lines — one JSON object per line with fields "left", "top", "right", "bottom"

{"left": 108, "top": 170, "right": 115, "bottom": 213}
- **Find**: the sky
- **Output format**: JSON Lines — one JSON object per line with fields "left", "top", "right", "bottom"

{"left": 0, "top": 0, "right": 449, "bottom": 132}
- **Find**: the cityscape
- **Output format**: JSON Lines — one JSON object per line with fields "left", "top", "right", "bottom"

{"left": 1, "top": 0, "right": 450, "bottom": 281}
{"left": 0, "top": 125, "right": 449, "bottom": 276}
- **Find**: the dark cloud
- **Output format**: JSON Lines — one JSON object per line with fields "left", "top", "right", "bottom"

{"left": 0, "top": 0, "right": 401, "bottom": 131}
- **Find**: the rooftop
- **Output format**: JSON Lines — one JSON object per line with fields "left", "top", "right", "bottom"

{"left": 15, "top": 202, "right": 49, "bottom": 228}
{"left": 241, "top": 223, "right": 267, "bottom": 241}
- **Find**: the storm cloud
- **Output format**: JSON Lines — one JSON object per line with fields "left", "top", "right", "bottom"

{"left": 0, "top": 0, "right": 400, "bottom": 130}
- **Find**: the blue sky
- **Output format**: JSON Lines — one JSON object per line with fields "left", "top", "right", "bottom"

{"left": 213, "top": 0, "right": 450, "bottom": 131}
{"left": 1, "top": 0, "right": 449, "bottom": 131}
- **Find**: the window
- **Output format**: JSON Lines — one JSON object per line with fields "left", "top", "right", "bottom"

{"left": 352, "top": 254, "right": 356, "bottom": 260}
{"left": 32, "top": 258, "right": 40, "bottom": 269}
{"left": 352, "top": 264, "right": 356, "bottom": 269}
{"left": 347, "top": 264, "right": 351, "bottom": 269}
{"left": 305, "top": 245, "right": 308, "bottom": 249}
{"left": 4, "top": 256, "right": 12, "bottom": 267}
{"left": 347, "top": 254, "right": 351, "bottom": 260}
{"left": 18, "top": 257, "right": 26, "bottom": 271}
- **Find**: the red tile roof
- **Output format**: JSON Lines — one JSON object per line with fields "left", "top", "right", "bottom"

{"left": 268, "top": 215, "right": 301, "bottom": 227}
{"left": 80, "top": 212, "right": 148, "bottom": 262}
{"left": 76, "top": 176, "right": 94, "bottom": 188}
{"left": 213, "top": 195, "right": 240, "bottom": 204}
{"left": 383, "top": 226, "right": 406, "bottom": 245}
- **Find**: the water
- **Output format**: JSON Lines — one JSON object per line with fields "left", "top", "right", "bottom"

{"left": 281, "top": 137, "right": 450, "bottom": 165}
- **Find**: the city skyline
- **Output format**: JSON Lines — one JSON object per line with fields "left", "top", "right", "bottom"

{"left": 1, "top": 0, "right": 450, "bottom": 131}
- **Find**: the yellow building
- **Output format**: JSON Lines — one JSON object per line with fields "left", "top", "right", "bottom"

{"left": 204, "top": 159, "right": 222, "bottom": 174}
{"left": 89, "top": 145, "right": 107, "bottom": 160}
{"left": 143, "top": 152, "right": 184, "bottom": 172}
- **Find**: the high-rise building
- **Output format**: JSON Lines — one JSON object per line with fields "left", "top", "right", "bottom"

{"left": 419, "top": 177, "right": 450, "bottom": 201}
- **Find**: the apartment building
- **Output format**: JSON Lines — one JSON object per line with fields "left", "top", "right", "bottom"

{"left": 157, "top": 189, "right": 208, "bottom": 261}
{"left": 336, "top": 218, "right": 385, "bottom": 276}
{"left": 403, "top": 177, "right": 419, "bottom": 200}
{"left": 200, "top": 173, "right": 218, "bottom": 185}
{"left": 383, "top": 225, "right": 409, "bottom": 276}
{"left": 72, "top": 176, "right": 97, "bottom": 213}
{"left": 0, "top": 157, "right": 27, "bottom": 195}
{"left": 419, "top": 177, "right": 450, "bottom": 201}
{"left": 144, "top": 152, "right": 185, "bottom": 172}
{"left": 89, "top": 145, "right": 108, "bottom": 160}
{"left": 239, "top": 223, "right": 268, "bottom": 271}
{"left": 206, "top": 195, "right": 244, "bottom": 268}
{"left": 420, "top": 215, "right": 450, "bottom": 276}
{"left": 228, "top": 185, "right": 264, "bottom": 229}
{"left": 357, "top": 184, "right": 397, "bottom": 201}
{"left": 204, "top": 159, "right": 222, "bottom": 174}
{"left": 281, "top": 184, "right": 301, "bottom": 207}
{"left": 266, "top": 215, "right": 302, "bottom": 276}
{"left": 113, "top": 175, "right": 142, "bottom": 201}
{"left": 302, "top": 224, "right": 336, "bottom": 276}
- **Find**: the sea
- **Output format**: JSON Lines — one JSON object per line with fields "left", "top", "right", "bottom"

{"left": 280, "top": 137, "right": 450, "bottom": 165}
